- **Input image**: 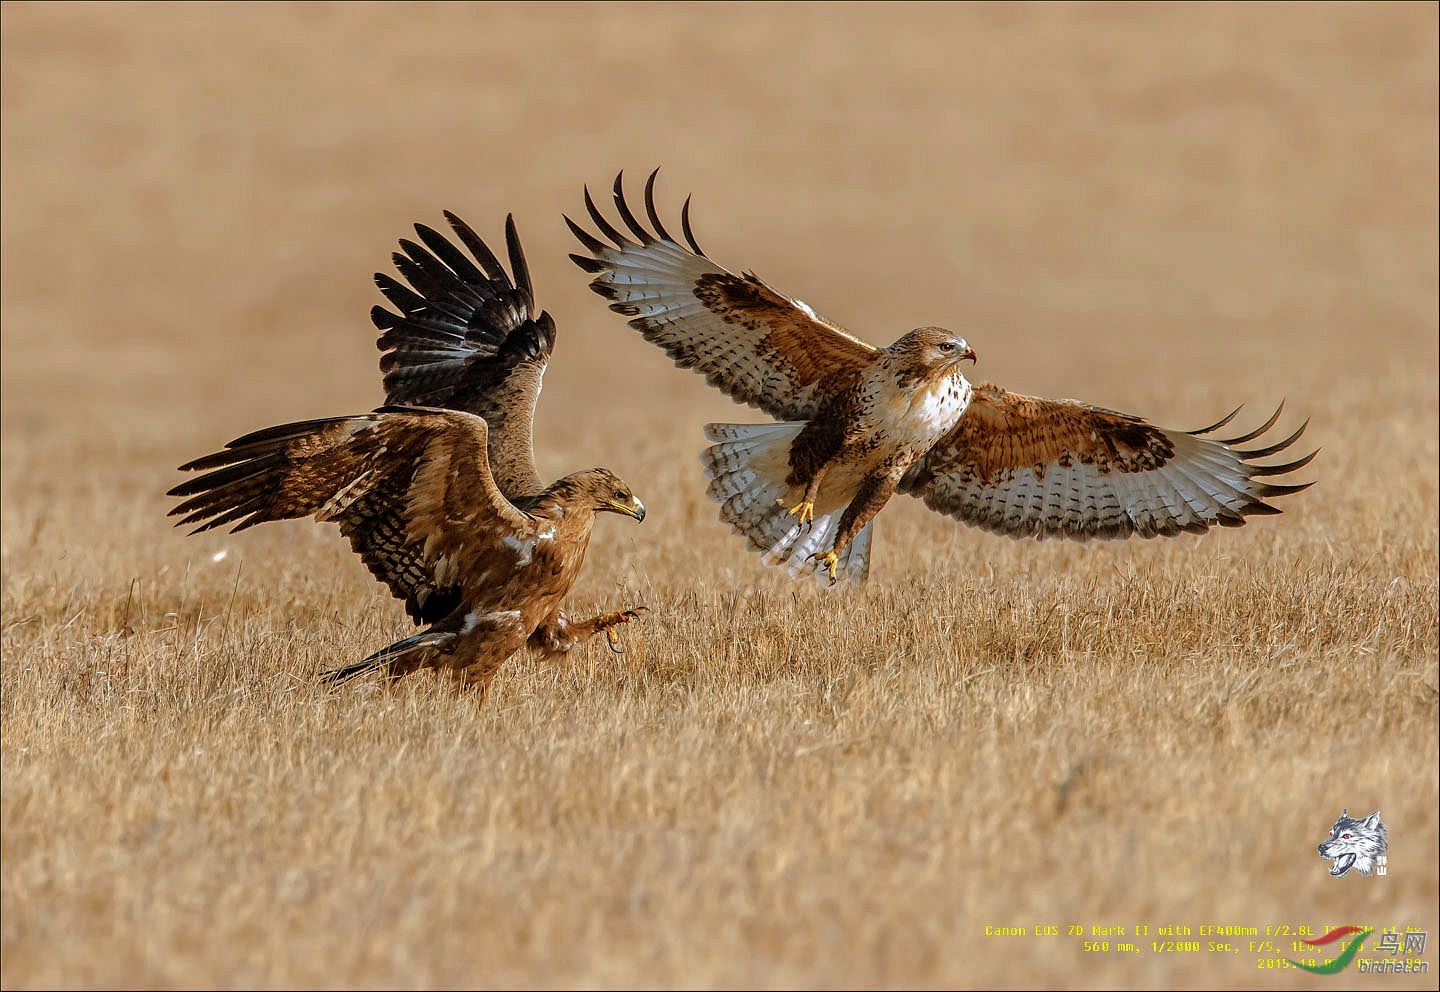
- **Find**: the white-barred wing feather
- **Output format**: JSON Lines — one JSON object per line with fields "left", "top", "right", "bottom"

{"left": 568, "top": 170, "right": 877, "bottom": 422}
{"left": 899, "top": 385, "right": 1315, "bottom": 540}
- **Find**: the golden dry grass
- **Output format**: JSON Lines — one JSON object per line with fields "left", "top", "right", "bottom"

{"left": 2, "top": 3, "right": 1437, "bottom": 988}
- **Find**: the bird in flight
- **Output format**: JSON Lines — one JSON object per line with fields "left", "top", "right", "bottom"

{"left": 569, "top": 170, "right": 1315, "bottom": 586}
{"left": 170, "top": 214, "right": 647, "bottom": 692}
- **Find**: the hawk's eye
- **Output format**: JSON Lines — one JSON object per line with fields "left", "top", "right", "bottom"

{"left": 614, "top": 489, "right": 628, "bottom": 500}
{"left": 938, "top": 342, "right": 956, "bottom": 353}
{"left": 1342, "top": 833, "right": 1351, "bottom": 839}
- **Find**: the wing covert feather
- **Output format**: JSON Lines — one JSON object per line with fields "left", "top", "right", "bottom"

{"left": 900, "top": 384, "right": 1315, "bottom": 540}
{"left": 169, "top": 408, "right": 533, "bottom": 622}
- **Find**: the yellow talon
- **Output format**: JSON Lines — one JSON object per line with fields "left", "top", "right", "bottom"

{"left": 600, "top": 606, "right": 648, "bottom": 654}
{"left": 787, "top": 499, "right": 816, "bottom": 529}
{"left": 811, "top": 548, "right": 841, "bottom": 584}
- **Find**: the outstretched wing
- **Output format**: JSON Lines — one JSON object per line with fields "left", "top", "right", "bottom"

{"left": 168, "top": 408, "right": 533, "bottom": 623}
{"left": 568, "top": 170, "right": 878, "bottom": 421}
{"left": 899, "top": 384, "right": 1316, "bottom": 540}
{"left": 373, "top": 213, "right": 553, "bottom": 501}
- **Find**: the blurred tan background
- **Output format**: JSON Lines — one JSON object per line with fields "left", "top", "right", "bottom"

{"left": 4, "top": 3, "right": 1435, "bottom": 468}
{"left": 3, "top": 3, "right": 1436, "bottom": 988}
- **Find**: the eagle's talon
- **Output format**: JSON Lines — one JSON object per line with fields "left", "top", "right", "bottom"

{"left": 786, "top": 499, "right": 816, "bottom": 530}
{"left": 807, "top": 548, "right": 841, "bottom": 583}
{"left": 599, "top": 605, "right": 647, "bottom": 654}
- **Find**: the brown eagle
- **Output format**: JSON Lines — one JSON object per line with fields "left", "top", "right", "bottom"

{"left": 569, "top": 170, "right": 1315, "bottom": 586}
{"left": 170, "top": 215, "right": 647, "bottom": 691}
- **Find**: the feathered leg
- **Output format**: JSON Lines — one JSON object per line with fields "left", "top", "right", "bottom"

{"left": 528, "top": 607, "right": 649, "bottom": 657}
{"left": 322, "top": 608, "right": 526, "bottom": 691}
{"left": 785, "top": 463, "right": 831, "bottom": 531}
{"left": 810, "top": 474, "right": 897, "bottom": 584}
{"left": 449, "top": 655, "right": 507, "bottom": 697}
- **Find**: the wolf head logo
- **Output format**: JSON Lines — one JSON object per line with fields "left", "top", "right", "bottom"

{"left": 1317, "top": 809, "right": 1387, "bottom": 877}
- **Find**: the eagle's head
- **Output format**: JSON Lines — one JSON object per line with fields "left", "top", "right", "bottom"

{"left": 886, "top": 327, "right": 977, "bottom": 378}
{"left": 569, "top": 468, "right": 646, "bottom": 522}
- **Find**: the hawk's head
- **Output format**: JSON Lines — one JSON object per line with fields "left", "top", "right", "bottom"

{"left": 568, "top": 468, "right": 647, "bottom": 522}
{"left": 885, "top": 327, "right": 977, "bottom": 377}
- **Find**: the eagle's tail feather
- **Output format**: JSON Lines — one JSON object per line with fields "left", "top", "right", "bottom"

{"left": 321, "top": 608, "right": 526, "bottom": 687}
{"left": 700, "top": 422, "right": 872, "bottom": 587}
{"left": 320, "top": 627, "right": 458, "bottom": 685}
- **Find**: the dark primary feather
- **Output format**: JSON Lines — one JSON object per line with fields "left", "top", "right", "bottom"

{"left": 372, "top": 212, "right": 554, "bottom": 501}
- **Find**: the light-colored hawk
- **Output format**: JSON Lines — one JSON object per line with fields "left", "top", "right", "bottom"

{"left": 569, "top": 171, "right": 1314, "bottom": 586}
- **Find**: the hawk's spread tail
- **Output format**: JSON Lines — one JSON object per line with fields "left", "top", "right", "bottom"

{"left": 701, "top": 422, "right": 872, "bottom": 587}
{"left": 320, "top": 608, "right": 526, "bottom": 687}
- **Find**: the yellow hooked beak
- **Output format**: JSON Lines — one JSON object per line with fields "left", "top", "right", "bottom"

{"left": 609, "top": 496, "right": 646, "bottom": 522}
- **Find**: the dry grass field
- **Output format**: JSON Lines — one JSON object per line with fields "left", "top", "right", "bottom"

{"left": 2, "top": 3, "right": 1437, "bottom": 988}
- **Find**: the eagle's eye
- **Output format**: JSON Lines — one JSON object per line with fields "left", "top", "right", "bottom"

{"left": 938, "top": 341, "right": 957, "bottom": 353}
{"left": 613, "top": 489, "right": 628, "bottom": 500}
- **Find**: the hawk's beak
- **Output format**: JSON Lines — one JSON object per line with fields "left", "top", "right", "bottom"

{"left": 610, "top": 496, "right": 645, "bottom": 522}
{"left": 945, "top": 346, "right": 977, "bottom": 370}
